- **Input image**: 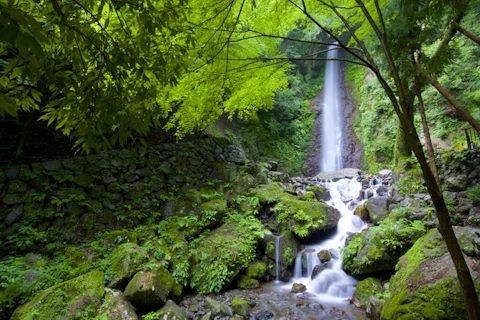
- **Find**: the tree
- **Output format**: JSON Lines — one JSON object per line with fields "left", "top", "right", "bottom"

{"left": 1, "top": 0, "right": 289, "bottom": 154}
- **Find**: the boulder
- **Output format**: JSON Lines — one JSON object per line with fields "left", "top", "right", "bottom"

{"left": 445, "top": 174, "right": 468, "bottom": 192}
{"left": 353, "top": 277, "right": 383, "bottom": 309}
{"left": 232, "top": 297, "right": 253, "bottom": 317}
{"left": 275, "top": 199, "right": 340, "bottom": 238}
{"left": 381, "top": 227, "right": 480, "bottom": 320}
{"left": 314, "top": 168, "right": 363, "bottom": 182}
{"left": 108, "top": 243, "right": 149, "bottom": 288}
{"left": 124, "top": 264, "right": 182, "bottom": 310}
{"left": 317, "top": 249, "right": 331, "bottom": 263}
{"left": 11, "top": 271, "right": 105, "bottom": 320}
{"left": 291, "top": 283, "right": 307, "bottom": 293}
{"left": 204, "top": 298, "right": 233, "bottom": 317}
{"left": 364, "top": 196, "right": 390, "bottom": 224}
{"left": 94, "top": 288, "right": 137, "bottom": 320}
{"left": 156, "top": 300, "right": 188, "bottom": 320}
{"left": 355, "top": 204, "right": 370, "bottom": 222}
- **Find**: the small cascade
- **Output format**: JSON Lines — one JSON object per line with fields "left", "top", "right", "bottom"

{"left": 275, "top": 235, "right": 282, "bottom": 282}
{"left": 281, "top": 176, "right": 385, "bottom": 304}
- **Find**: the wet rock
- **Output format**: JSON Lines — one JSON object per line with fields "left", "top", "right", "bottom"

{"left": 252, "top": 310, "right": 275, "bottom": 320}
{"left": 318, "top": 249, "right": 332, "bottom": 262}
{"left": 5, "top": 205, "right": 23, "bottom": 225}
{"left": 232, "top": 297, "right": 252, "bottom": 317}
{"left": 314, "top": 168, "right": 364, "bottom": 182}
{"left": 5, "top": 167, "right": 20, "bottom": 180}
{"left": 355, "top": 204, "right": 370, "bottom": 222}
{"left": 157, "top": 300, "right": 188, "bottom": 320}
{"left": 445, "top": 174, "right": 468, "bottom": 192}
{"left": 204, "top": 298, "right": 233, "bottom": 317}
{"left": 291, "top": 283, "right": 307, "bottom": 293}
{"left": 364, "top": 196, "right": 390, "bottom": 224}
{"left": 311, "top": 261, "right": 331, "bottom": 280}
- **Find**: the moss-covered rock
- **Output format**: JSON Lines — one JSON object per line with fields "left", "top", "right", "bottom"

{"left": 275, "top": 199, "right": 340, "bottom": 238}
{"left": 94, "top": 288, "right": 137, "bottom": 320}
{"left": 246, "top": 261, "right": 267, "bottom": 280}
{"left": 123, "top": 264, "right": 182, "bottom": 310}
{"left": 342, "top": 218, "right": 426, "bottom": 275}
{"left": 237, "top": 274, "right": 259, "bottom": 289}
{"left": 189, "top": 215, "right": 266, "bottom": 294}
{"left": 307, "top": 185, "right": 329, "bottom": 202}
{"left": 353, "top": 277, "right": 383, "bottom": 308}
{"left": 204, "top": 298, "right": 233, "bottom": 317}
{"left": 232, "top": 297, "right": 252, "bottom": 317}
{"left": 248, "top": 182, "right": 294, "bottom": 205}
{"left": 11, "top": 270, "right": 105, "bottom": 320}
{"left": 156, "top": 300, "right": 188, "bottom": 320}
{"left": 65, "top": 246, "right": 95, "bottom": 273}
{"left": 381, "top": 227, "right": 480, "bottom": 320}
{"left": 364, "top": 196, "right": 390, "bottom": 224}
{"left": 102, "top": 229, "right": 138, "bottom": 246}
{"left": 108, "top": 243, "right": 149, "bottom": 288}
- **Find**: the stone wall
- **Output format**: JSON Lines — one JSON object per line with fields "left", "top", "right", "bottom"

{"left": 0, "top": 138, "right": 247, "bottom": 257}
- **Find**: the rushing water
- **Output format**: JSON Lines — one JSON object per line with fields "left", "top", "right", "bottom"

{"left": 321, "top": 45, "right": 343, "bottom": 172}
{"left": 275, "top": 235, "right": 282, "bottom": 282}
{"left": 275, "top": 177, "right": 374, "bottom": 306}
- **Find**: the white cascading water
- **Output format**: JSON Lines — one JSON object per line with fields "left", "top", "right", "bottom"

{"left": 279, "top": 177, "right": 374, "bottom": 304}
{"left": 321, "top": 45, "right": 343, "bottom": 172}
{"left": 275, "top": 235, "right": 281, "bottom": 282}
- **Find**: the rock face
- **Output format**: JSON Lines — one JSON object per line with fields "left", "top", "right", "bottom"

{"left": 363, "top": 196, "right": 390, "bottom": 224}
{"left": 381, "top": 227, "right": 480, "bottom": 320}
{"left": 11, "top": 271, "right": 105, "bottom": 320}
{"left": 314, "top": 168, "right": 364, "bottom": 182}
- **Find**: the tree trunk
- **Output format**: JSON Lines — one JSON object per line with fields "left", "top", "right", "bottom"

{"left": 415, "top": 81, "right": 440, "bottom": 186}
{"left": 424, "top": 72, "right": 480, "bottom": 132}
{"left": 15, "top": 111, "right": 34, "bottom": 159}
{"left": 400, "top": 111, "right": 480, "bottom": 320}
{"left": 452, "top": 21, "right": 480, "bottom": 46}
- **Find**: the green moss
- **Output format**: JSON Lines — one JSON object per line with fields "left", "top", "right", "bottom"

{"left": 381, "top": 228, "right": 479, "bottom": 320}
{"left": 355, "top": 277, "right": 383, "bottom": 307}
{"left": 237, "top": 275, "right": 259, "bottom": 289}
{"left": 275, "top": 199, "right": 335, "bottom": 238}
{"left": 11, "top": 271, "right": 105, "bottom": 320}
{"left": 108, "top": 243, "right": 149, "bottom": 287}
{"left": 189, "top": 214, "right": 267, "bottom": 294}
{"left": 248, "top": 183, "right": 294, "bottom": 204}
{"left": 246, "top": 261, "right": 266, "bottom": 279}
{"left": 102, "top": 229, "right": 138, "bottom": 246}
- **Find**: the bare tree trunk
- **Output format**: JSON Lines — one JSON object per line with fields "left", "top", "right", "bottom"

{"left": 452, "top": 21, "right": 480, "bottom": 46}
{"left": 424, "top": 71, "right": 480, "bottom": 132}
{"left": 415, "top": 80, "right": 440, "bottom": 186}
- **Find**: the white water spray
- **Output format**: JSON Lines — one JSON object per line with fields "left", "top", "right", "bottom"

{"left": 275, "top": 235, "right": 282, "bottom": 281}
{"left": 321, "top": 45, "right": 343, "bottom": 172}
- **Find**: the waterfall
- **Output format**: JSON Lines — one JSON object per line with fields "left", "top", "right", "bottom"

{"left": 275, "top": 235, "right": 282, "bottom": 282}
{"left": 287, "top": 177, "right": 377, "bottom": 303}
{"left": 321, "top": 45, "right": 343, "bottom": 172}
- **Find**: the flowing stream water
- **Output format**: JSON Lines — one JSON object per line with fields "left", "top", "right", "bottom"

{"left": 321, "top": 45, "right": 343, "bottom": 172}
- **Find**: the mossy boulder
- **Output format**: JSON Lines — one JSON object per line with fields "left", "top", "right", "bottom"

{"left": 102, "top": 229, "right": 138, "bottom": 246}
{"left": 11, "top": 271, "right": 105, "bottom": 320}
{"left": 263, "top": 231, "right": 299, "bottom": 281}
{"left": 93, "top": 288, "right": 137, "bottom": 320}
{"left": 353, "top": 277, "right": 383, "bottom": 308}
{"left": 123, "top": 264, "right": 182, "bottom": 310}
{"left": 237, "top": 275, "right": 260, "bottom": 289}
{"left": 307, "top": 185, "right": 330, "bottom": 202}
{"left": 381, "top": 227, "right": 480, "bottom": 320}
{"left": 108, "top": 243, "right": 149, "bottom": 288}
{"left": 342, "top": 219, "right": 426, "bottom": 275}
{"left": 275, "top": 199, "right": 340, "bottom": 238}
{"left": 189, "top": 216, "right": 266, "bottom": 294}
{"left": 204, "top": 298, "right": 233, "bottom": 317}
{"left": 65, "top": 246, "right": 95, "bottom": 273}
{"left": 199, "top": 199, "right": 228, "bottom": 226}
{"left": 246, "top": 261, "right": 267, "bottom": 280}
{"left": 156, "top": 300, "right": 188, "bottom": 320}
{"left": 232, "top": 297, "right": 253, "bottom": 317}
{"left": 248, "top": 182, "right": 294, "bottom": 205}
